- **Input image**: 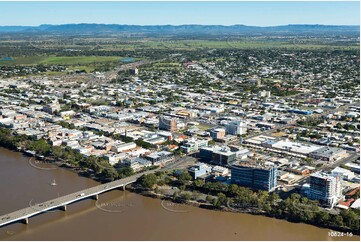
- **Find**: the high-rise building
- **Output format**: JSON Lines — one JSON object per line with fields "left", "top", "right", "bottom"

{"left": 231, "top": 163, "right": 277, "bottom": 192}
{"left": 159, "top": 116, "right": 177, "bottom": 132}
{"left": 210, "top": 128, "right": 226, "bottom": 140}
{"left": 225, "top": 121, "right": 247, "bottom": 135}
{"left": 308, "top": 172, "right": 342, "bottom": 207}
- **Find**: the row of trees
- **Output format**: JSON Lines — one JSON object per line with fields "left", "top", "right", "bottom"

{"left": 137, "top": 170, "right": 360, "bottom": 234}
{"left": 0, "top": 127, "right": 133, "bottom": 182}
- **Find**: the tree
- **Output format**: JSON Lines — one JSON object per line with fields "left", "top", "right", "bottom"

{"left": 179, "top": 192, "right": 192, "bottom": 202}
{"left": 140, "top": 174, "right": 158, "bottom": 189}
{"left": 192, "top": 191, "right": 201, "bottom": 201}
{"left": 315, "top": 211, "right": 330, "bottom": 225}
{"left": 30, "top": 140, "right": 51, "bottom": 156}
{"left": 117, "top": 167, "right": 134, "bottom": 178}
{"left": 217, "top": 192, "right": 228, "bottom": 206}
{"left": 208, "top": 140, "right": 216, "bottom": 146}
{"left": 206, "top": 195, "right": 213, "bottom": 203}
{"left": 212, "top": 198, "right": 222, "bottom": 208}
{"left": 340, "top": 209, "right": 360, "bottom": 231}
{"left": 228, "top": 184, "right": 239, "bottom": 196}
{"left": 178, "top": 172, "right": 192, "bottom": 185}
{"left": 332, "top": 215, "right": 344, "bottom": 227}
{"left": 101, "top": 167, "right": 119, "bottom": 181}
{"left": 193, "top": 179, "right": 205, "bottom": 189}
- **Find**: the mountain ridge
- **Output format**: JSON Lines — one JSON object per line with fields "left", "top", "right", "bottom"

{"left": 0, "top": 23, "right": 359, "bottom": 35}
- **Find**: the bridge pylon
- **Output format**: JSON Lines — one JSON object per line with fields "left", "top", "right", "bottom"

{"left": 60, "top": 205, "right": 67, "bottom": 211}
{"left": 92, "top": 194, "right": 99, "bottom": 200}
{"left": 22, "top": 218, "right": 29, "bottom": 224}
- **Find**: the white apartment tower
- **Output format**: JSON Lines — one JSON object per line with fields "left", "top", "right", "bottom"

{"left": 308, "top": 172, "right": 342, "bottom": 207}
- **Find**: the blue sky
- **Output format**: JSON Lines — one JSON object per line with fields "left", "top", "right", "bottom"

{"left": 1, "top": 1, "right": 359, "bottom": 26}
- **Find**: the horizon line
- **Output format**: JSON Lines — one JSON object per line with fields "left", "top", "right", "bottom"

{"left": 1, "top": 23, "right": 360, "bottom": 28}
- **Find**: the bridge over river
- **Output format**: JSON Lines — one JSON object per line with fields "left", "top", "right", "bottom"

{"left": 0, "top": 169, "right": 158, "bottom": 228}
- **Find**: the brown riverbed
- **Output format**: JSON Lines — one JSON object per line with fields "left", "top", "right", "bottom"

{"left": 0, "top": 147, "right": 359, "bottom": 241}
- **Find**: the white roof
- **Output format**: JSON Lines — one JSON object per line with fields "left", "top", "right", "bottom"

{"left": 272, "top": 140, "right": 321, "bottom": 155}
{"left": 351, "top": 198, "right": 360, "bottom": 209}
{"left": 331, "top": 167, "right": 354, "bottom": 175}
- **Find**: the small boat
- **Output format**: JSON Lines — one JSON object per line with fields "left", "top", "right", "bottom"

{"left": 50, "top": 179, "right": 57, "bottom": 186}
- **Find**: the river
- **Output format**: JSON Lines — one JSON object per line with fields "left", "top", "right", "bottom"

{"left": 0, "top": 147, "right": 359, "bottom": 241}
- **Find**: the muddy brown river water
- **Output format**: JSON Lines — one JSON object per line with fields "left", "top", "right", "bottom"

{"left": 0, "top": 147, "right": 359, "bottom": 241}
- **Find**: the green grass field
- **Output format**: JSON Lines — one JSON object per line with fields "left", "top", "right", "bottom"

{"left": 129, "top": 40, "right": 360, "bottom": 50}
{"left": 0, "top": 56, "right": 123, "bottom": 65}
{"left": 79, "top": 39, "right": 360, "bottom": 51}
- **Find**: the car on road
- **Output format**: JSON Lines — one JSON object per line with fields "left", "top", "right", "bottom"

{"left": 77, "top": 193, "right": 86, "bottom": 197}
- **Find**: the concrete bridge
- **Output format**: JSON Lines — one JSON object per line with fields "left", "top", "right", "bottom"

{"left": 0, "top": 169, "right": 157, "bottom": 228}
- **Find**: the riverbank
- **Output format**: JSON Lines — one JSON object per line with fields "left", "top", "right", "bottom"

{"left": 126, "top": 181, "right": 360, "bottom": 236}
{"left": 0, "top": 145, "right": 359, "bottom": 241}
{"left": 0, "top": 137, "right": 359, "bottom": 236}
{"left": 27, "top": 154, "right": 106, "bottom": 182}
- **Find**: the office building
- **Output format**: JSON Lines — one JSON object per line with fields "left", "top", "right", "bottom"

{"left": 231, "top": 162, "right": 277, "bottom": 192}
{"left": 180, "top": 138, "right": 208, "bottom": 154}
{"left": 199, "top": 146, "right": 237, "bottom": 165}
{"left": 210, "top": 128, "right": 225, "bottom": 140}
{"left": 188, "top": 162, "right": 212, "bottom": 180}
{"left": 144, "top": 151, "right": 174, "bottom": 166}
{"left": 159, "top": 116, "right": 177, "bottom": 132}
{"left": 225, "top": 121, "right": 247, "bottom": 135}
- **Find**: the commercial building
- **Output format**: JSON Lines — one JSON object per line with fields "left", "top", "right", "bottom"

{"left": 231, "top": 162, "right": 277, "bottom": 192}
{"left": 110, "top": 142, "right": 137, "bottom": 153}
{"left": 199, "top": 146, "right": 237, "bottom": 165}
{"left": 331, "top": 167, "right": 355, "bottom": 181}
{"left": 212, "top": 166, "right": 230, "bottom": 176}
{"left": 188, "top": 162, "right": 212, "bottom": 180}
{"left": 210, "top": 128, "right": 225, "bottom": 140}
{"left": 225, "top": 121, "right": 247, "bottom": 135}
{"left": 309, "top": 147, "right": 348, "bottom": 162}
{"left": 308, "top": 172, "right": 342, "bottom": 207}
{"left": 245, "top": 135, "right": 345, "bottom": 159}
{"left": 180, "top": 138, "right": 208, "bottom": 154}
{"left": 159, "top": 116, "right": 177, "bottom": 132}
{"left": 144, "top": 151, "right": 174, "bottom": 166}
{"left": 122, "top": 157, "right": 152, "bottom": 171}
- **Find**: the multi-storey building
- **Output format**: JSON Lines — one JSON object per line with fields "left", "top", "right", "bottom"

{"left": 180, "top": 138, "right": 209, "bottom": 154}
{"left": 231, "top": 162, "right": 277, "bottom": 192}
{"left": 225, "top": 121, "right": 247, "bottom": 135}
{"left": 210, "top": 128, "right": 225, "bottom": 140}
{"left": 159, "top": 116, "right": 177, "bottom": 132}
{"left": 199, "top": 146, "right": 237, "bottom": 165}
{"left": 308, "top": 172, "right": 342, "bottom": 207}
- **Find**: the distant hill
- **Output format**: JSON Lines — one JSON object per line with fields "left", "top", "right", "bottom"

{"left": 0, "top": 24, "right": 359, "bottom": 35}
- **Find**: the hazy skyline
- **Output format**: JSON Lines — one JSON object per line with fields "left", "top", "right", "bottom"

{"left": 0, "top": 1, "right": 360, "bottom": 26}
